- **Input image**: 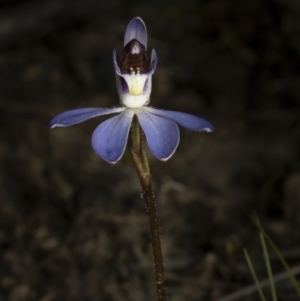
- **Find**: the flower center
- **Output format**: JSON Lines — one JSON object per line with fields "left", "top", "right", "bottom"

{"left": 120, "top": 39, "right": 148, "bottom": 74}
{"left": 120, "top": 39, "right": 149, "bottom": 98}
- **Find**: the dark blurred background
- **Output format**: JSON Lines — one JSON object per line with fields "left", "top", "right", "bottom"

{"left": 0, "top": 0, "right": 300, "bottom": 300}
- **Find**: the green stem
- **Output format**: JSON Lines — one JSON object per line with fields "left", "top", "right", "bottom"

{"left": 129, "top": 117, "right": 167, "bottom": 301}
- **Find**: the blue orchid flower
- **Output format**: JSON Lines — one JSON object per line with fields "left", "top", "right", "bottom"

{"left": 50, "top": 17, "right": 214, "bottom": 164}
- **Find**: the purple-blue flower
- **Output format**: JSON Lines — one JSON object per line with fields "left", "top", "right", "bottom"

{"left": 50, "top": 17, "right": 214, "bottom": 164}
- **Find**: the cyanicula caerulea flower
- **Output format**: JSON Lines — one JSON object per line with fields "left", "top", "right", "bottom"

{"left": 50, "top": 17, "right": 214, "bottom": 164}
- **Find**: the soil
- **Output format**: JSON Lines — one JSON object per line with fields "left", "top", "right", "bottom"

{"left": 0, "top": 1, "right": 300, "bottom": 300}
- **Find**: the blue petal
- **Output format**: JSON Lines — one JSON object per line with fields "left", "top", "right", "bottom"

{"left": 92, "top": 110, "right": 134, "bottom": 164}
{"left": 146, "top": 49, "right": 158, "bottom": 75}
{"left": 113, "top": 49, "right": 122, "bottom": 75}
{"left": 144, "top": 107, "right": 214, "bottom": 132}
{"left": 136, "top": 110, "right": 179, "bottom": 161}
{"left": 124, "top": 17, "right": 147, "bottom": 48}
{"left": 50, "top": 107, "right": 125, "bottom": 128}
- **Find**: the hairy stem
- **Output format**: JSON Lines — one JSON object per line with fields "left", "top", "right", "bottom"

{"left": 129, "top": 117, "right": 167, "bottom": 301}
